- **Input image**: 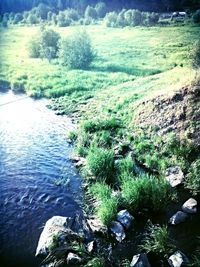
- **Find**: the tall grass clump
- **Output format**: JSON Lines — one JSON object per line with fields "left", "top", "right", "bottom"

{"left": 90, "top": 182, "right": 118, "bottom": 225}
{"left": 58, "top": 30, "right": 95, "bottom": 69}
{"left": 117, "top": 156, "right": 136, "bottom": 178}
{"left": 141, "top": 225, "right": 175, "bottom": 257}
{"left": 190, "top": 40, "right": 200, "bottom": 70}
{"left": 121, "top": 174, "right": 172, "bottom": 212}
{"left": 86, "top": 147, "right": 115, "bottom": 184}
{"left": 185, "top": 159, "right": 200, "bottom": 195}
{"left": 82, "top": 117, "right": 121, "bottom": 133}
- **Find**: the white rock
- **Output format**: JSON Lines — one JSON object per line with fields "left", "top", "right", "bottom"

{"left": 165, "top": 166, "right": 184, "bottom": 187}
{"left": 182, "top": 198, "right": 197, "bottom": 214}
{"left": 116, "top": 210, "right": 134, "bottom": 230}
{"left": 87, "top": 241, "right": 95, "bottom": 253}
{"left": 35, "top": 216, "right": 67, "bottom": 257}
{"left": 169, "top": 211, "right": 188, "bottom": 225}
{"left": 130, "top": 253, "right": 151, "bottom": 267}
{"left": 168, "top": 251, "right": 189, "bottom": 267}
{"left": 66, "top": 252, "right": 81, "bottom": 265}
{"left": 110, "top": 221, "right": 126, "bottom": 242}
{"left": 87, "top": 218, "right": 108, "bottom": 235}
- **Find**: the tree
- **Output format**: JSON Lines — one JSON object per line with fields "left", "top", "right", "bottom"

{"left": 85, "top": 5, "right": 98, "bottom": 19}
{"left": 95, "top": 2, "right": 107, "bottom": 18}
{"left": 13, "top": 13, "right": 23, "bottom": 24}
{"left": 58, "top": 30, "right": 95, "bottom": 69}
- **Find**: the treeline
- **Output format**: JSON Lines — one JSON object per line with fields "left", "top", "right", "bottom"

{"left": 1, "top": 0, "right": 200, "bottom": 14}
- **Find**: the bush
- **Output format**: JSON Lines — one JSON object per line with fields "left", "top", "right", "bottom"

{"left": 86, "top": 147, "right": 115, "bottom": 183}
{"left": 13, "top": 13, "right": 23, "bottom": 24}
{"left": 28, "top": 36, "right": 41, "bottom": 58}
{"left": 191, "top": 41, "right": 200, "bottom": 70}
{"left": 105, "top": 11, "right": 118, "bottom": 27}
{"left": 116, "top": 9, "right": 126, "bottom": 27}
{"left": 58, "top": 30, "right": 95, "bottom": 69}
{"left": 185, "top": 159, "right": 200, "bottom": 195}
{"left": 85, "top": 6, "right": 98, "bottom": 20}
{"left": 35, "top": 3, "right": 51, "bottom": 20}
{"left": 57, "top": 11, "right": 72, "bottom": 27}
{"left": 124, "top": 9, "right": 142, "bottom": 26}
{"left": 121, "top": 174, "right": 172, "bottom": 212}
{"left": 11, "top": 81, "right": 25, "bottom": 93}
{"left": 95, "top": 2, "right": 107, "bottom": 18}
{"left": 193, "top": 9, "right": 200, "bottom": 23}
{"left": 39, "top": 29, "right": 60, "bottom": 60}
{"left": 27, "top": 14, "right": 38, "bottom": 24}
{"left": 144, "top": 12, "right": 159, "bottom": 26}
{"left": 141, "top": 225, "right": 175, "bottom": 256}
{"left": 2, "top": 18, "right": 8, "bottom": 27}
{"left": 65, "top": 9, "right": 80, "bottom": 21}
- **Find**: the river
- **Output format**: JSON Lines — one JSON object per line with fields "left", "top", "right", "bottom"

{"left": 0, "top": 91, "right": 83, "bottom": 267}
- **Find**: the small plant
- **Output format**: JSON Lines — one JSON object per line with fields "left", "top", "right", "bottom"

{"left": 121, "top": 174, "right": 172, "bottom": 212}
{"left": 58, "top": 30, "right": 95, "bottom": 69}
{"left": 86, "top": 147, "right": 115, "bottom": 183}
{"left": 185, "top": 159, "right": 200, "bottom": 195}
{"left": 141, "top": 225, "right": 175, "bottom": 257}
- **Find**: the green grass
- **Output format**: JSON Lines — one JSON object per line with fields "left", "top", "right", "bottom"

{"left": 121, "top": 173, "right": 173, "bottom": 213}
{"left": 140, "top": 225, "right": 175, "bottom": 257}
{"left": 185, "top": 159, "right": 200, "bottom": 195}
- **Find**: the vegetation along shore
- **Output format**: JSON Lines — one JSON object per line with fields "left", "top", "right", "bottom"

{"left": 0, "top": 0, "right": 200, "bottom": 266}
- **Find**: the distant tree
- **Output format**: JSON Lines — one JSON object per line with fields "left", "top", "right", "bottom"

{"left": 116, "top": 9, "right": 126, "bottom": 27}
{"left": 85, "top": 5, "right": 98, "bottom": 19}
{"left": 58, "top": 30, "right": 95, "bottom": 69}
{"left": 65, "top": 9, "right": 80, "bottom": 21}
{"left": 125, "top": 9, "right": 142, "bottom": 26}
{"left": 47, "top": 11, "right": 53, "bottom": 21}
{"left": 39, "top": 29, "right": 60, "bottom": 60}
{"left": 57, "top": 11, "right": 71, "bottom": 26}
{"left": 9, "top": 12, "right": 15, "bottom": 21}
{"left": 2, "top": 17, "right": 8, "bottom": 27}
{"left": 105, "top": 11, "right": 118, "bottom": 27}
{"left": 193, "top": 9, "right": 200, "bottom": 23}
{"left": 35, "top": 3, "right": 51, "bottom": 20}
{"left": 13, "top": 13, "right": 23, "bottom": 24}
{"left": 27, "top": 13, "right": 38, "bottom": 24}
{"left": 95, "top": 2, "right": 107, "bottom": 18}
{"left": 52, "top": 13, "right": 57, "bottom": 24}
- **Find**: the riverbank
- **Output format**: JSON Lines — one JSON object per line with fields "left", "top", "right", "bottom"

{"left": 1, "top": 24, "right": 200, "bottom": 266}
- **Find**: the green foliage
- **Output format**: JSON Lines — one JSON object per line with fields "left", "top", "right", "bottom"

{"left": 124, "top": 9, "right": 142, "bottom": 26}
{"left": 82, "top": 117, "right": 121, "bottom": 133}
{"left": 117, "top": 156, "right": 136, "bottom": 177}
{"left": 28, "top": 28, "right": 60, "bottom": 60}
{"left": 27, "top": 13, "right": 38, "bottom": 24}
{"left": 58, "top": 30, "right": 95, "bottom": 69}
{"left": 121, "top": 174, "right": 172, "bottom": 212}
{"left": 86, "top": 147, "right": 115, "bottom": 183}
{"left": 28, "top": 36, "right": 41, "bottom": 58}
{"left": 57, "top": 11, "right": 72, "bottom": 27}
{"left": 95, "top": 2, "right": 107, "bottom": 18}
{"left": 35, "top": 3, "right": 51, "bottom": 20}
{"left": 193, "top": 9, "right": 200, "bottom": 23}
{"left": 13, "top": 13, "right": 23, "bottom": 24}
{"left": 84, "top": 257, "right": 105, "bottom": 267}
{"left": 191, "top": 41, "right": 200, "bottom": 70}
{"left": 85, "top": 6, "right": 98, "bottom": 20}
{"left": 185, "top": 159, "right": 200, "bottom": 195}
{"left": 2, "top": 18, "right": 8, "bottom": 27}
{"left": 141, "top": 225, "right": 175, "bottom": 256}
{"left": 105, "top": 12, "right": 118, "bottom": 27}
{"left": 11, "top": 81, "right": 25, "bottom": 93}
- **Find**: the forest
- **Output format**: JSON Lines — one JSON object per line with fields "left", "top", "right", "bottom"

{"left": 1, "top": 0, "right": 200, "bottom": 14}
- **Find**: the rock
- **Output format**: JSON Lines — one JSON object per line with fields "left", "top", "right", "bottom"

{"left": 169, "top": 211, "right": 188, "bottom": 225}
{"left": 130, "top": 253, "right": 151, "bottom": 267}
{"left": 168, "top": 251, "right": 189, "bottom": 267}
{"left": 116, "top": 210, "right": 134, "bottom": 230}
{"left": 165, "top": 166, "right": 184, "bottom": 187}
{"left": 110, "top": 221, "right": 126, "bottom": 242}
{"left": 66, "top": 252, "right": 81, "bottom": 265}
{"left": 35, "top": 216, "right": 68, "bottom": 257}
{"left": 87, "top": 218, "right": 108, "bottom": 236}
{"left": 36, "top": 216, "right": 86, "bottom": 258}
{"left": 182, "top": 198, "right": 197, "bottom": 214}
{"left": 87, "top": 240, "right": 95, "bottom": 253}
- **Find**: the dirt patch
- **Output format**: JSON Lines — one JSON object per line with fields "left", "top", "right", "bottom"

{"left": 132, "top": 84, "right": 200, "bottom": 144}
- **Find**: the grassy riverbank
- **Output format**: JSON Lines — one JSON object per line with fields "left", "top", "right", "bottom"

{"left": 1, "top": 23, "right": 200, "bottom": 265}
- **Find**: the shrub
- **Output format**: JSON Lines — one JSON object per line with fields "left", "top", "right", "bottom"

{"left": 28, "top": 36, "right": 41, "bottom": 58}
{"left": 145, "top": 12, "right": 159, "bottom": 26}
{"left": 95, "top": 2, "right": 107, "bottom": 18}
{"left": 97, "top": 196, "right": 118, "bottom": 225}
{"left": 141, "top": 225, "right": 175, "bottom": 256}
{"left": 116, "top": 9, "right": 126, "bottom": 27}
{"left": 193, "top": 9, "right": 200, "bottom": 23}
{"left": 57, "top": 11, "right": 72, "bottom": 27}
{"left": 47, "top": 11, "right": 53, "bottom": 21}
{"left": 39, "top": 29, "right": 60, "bottom": 60}
{"left": 86, "top": 147, "right": 115, "bottom": 183}
{"left": 185, "top": 159, "right": 200, "bottom": 195}
{"left": 2, "top": 18, "right": 8, "bottom": 28}
{"left": 117, "top": 156, "right": 136, "bottom": 178}
{"left": 27, "top": 14, "right": 38, "bottom": 24}
{"left": 13, "top": 13, "right": 23, "bottom": 24}
{"left": 121, "top": 174, "right": 172, "bottom": 212}
{"left": 105, "top": 11, "right": 118, "bottom": 27}
{"left": 124, "top": 9, "right": 142, "bottom": 26}
{"left": 58, "top": 30, "right": 95, "bottom": 69}
{"left": 65, "top": 9, "right": 80, "bottom": 21}
{"left": 191, "top": 41, "right": 200, "bottom": 70}
{"left": 35, "top": 3, "right": 51, "bottom": 20}
{"left": 85, "top": 6, "right": 98, "bottom": 20}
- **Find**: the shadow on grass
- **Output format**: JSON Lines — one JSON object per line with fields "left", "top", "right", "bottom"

{"left": 91, "top": 64, "right": 162, "bottom": 76}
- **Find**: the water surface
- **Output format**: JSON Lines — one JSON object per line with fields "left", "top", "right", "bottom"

{"left": 0, "top": 91, "right": 82, "bottom": 267}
